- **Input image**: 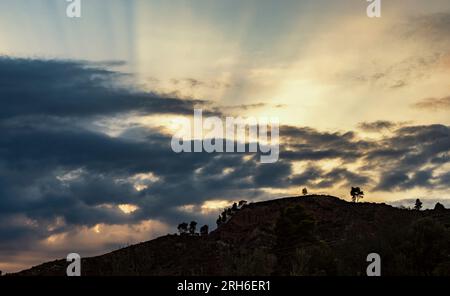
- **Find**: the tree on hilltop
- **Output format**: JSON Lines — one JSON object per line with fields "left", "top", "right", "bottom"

{"left": 302, "top": 188, "right": 308, "bottom": 196}
{"left": 177, "top": 222, "right": 189, "bottom": 235}
{"left": 350, "top": 187, "right": 364, "bottom": 203}
{"left": 414, "top": 199, "right": 423, "bottom": 211}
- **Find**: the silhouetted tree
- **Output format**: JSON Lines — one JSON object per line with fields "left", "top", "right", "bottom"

{"left": 232, "top": 202, "right": 238, "bottom": 212}
{"left": 302, "top": 188, "right": 308, "bottom": 196}
{"left": 200, "top": 225, "right": 209, "bottom": 236}
{"left": 178, "top": 222, "right": 189, "bottom": 235}
{"left": 434, "top": 202, "right": 446, "bottom": 211}
{"left": 217, "top": 201, "right": 248, "bottom": 228}
{"left": 216, "top": 216, "right": 222, "bottom": 227}
{"left": 414, "top": 199, "right": 423, "bottom": 211}
{"left": 189, "top": 221, "right": 197, "bottom": 235}
{"left": 350, "top": 187, "right": 364, "bottom": 202}
{"left": 221, "top": 212, "right": 227, "bottom": 223}
{"left": 238, "top": 200, "right": 247, "bottom": 207}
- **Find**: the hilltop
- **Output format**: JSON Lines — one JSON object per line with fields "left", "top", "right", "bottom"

{"left": 14, "top": 195, "right": 450, "bottom": 276}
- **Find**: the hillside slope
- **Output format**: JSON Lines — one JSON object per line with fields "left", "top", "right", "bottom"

{"left": 15, "top": 195, "right": 450, "bottom": 276}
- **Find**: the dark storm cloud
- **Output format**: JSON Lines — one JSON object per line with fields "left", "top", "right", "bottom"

{"left": 281, "top": 147, "right": 361, "bottom": 162}
{"left": 0, "top": 57, "right": 211, "bottom": 120}
{"left": 0, "top": 132, "right": 265, "bottom": 256}
{"left": 367, "top": 125, "right": 450, "bottom": 191}
{"left": 316, "top": 168, "right": 371, "bottom": 189}
{"left": 0, "top": 57, "right": 227, "bottom": 253}
{"left": 376, "top": 170, "right": 415, "bottom": 191}
{"left": 281, "top": 124, "right": 449, "bottom": 191}
{"left": 280, "top": 126, "right": 372, "bottom": 162}
{"left": 289, "top": 166, "right": 371, "bottom": 190}
{"left": 0, "top": 124, "right": 269, "bottom": 247}
{"left": 289, "top": 166, "right": 323, "bottom": 186}
{"left": 385, "top": 125, "right": 449, "bottom": 169}
{"left": 253, "top": 161, "right": 292, "bottom": 187}
{"left": 439, "top": 171, "right": 450, "bottom": 187}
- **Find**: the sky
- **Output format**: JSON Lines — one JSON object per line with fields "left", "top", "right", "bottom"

{"left": 0, "top": 0, "right": 449, "bottom": 272}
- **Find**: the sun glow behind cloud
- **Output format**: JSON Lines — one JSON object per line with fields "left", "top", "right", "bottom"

{"left": 42, "top": 220, "right": 170, "bottom": 250}
{"left": 118, "top": 204, "right": 139, "bottom": 214}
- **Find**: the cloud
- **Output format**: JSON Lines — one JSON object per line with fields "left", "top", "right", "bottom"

{"left": 367, "top": 125, "right": 450, "bottom": 191}
{"left": 218, "top": 103, "right": 266, "bottom": 111}
{"left": 413, "top": 96, "right": 450, "bottom": 110}
{"left": 334, "top": 12, "right": 450, "bottom": 90}
{"left": 280, "top": 126, "right": 372, "bottom": 162}
{"left": 289, "top": 166, "right": 371, "bottom": 190}
{"left": 253, "top": 161, "right": 292, "bottom": 187}
{"left": 358, "top": 121, "right": 397, "bottom": 132}
{"left": 401, "top": 13, "right": 450, "bottom": 46}
{"left": 0, "top": 57, "right": 213, "bottom": 120}
{"left": 277, "top": 124, "right": 450, "bottom": 192}
{"left": 376, "top": 170, "right": 434, "bottom": 191}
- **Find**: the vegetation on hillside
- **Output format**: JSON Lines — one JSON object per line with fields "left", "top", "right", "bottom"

{"left": 13, "top": 194, "right": 450, "bottom": 276}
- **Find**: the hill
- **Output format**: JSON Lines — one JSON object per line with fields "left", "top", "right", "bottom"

{"left": 14, "top": 195, "right": 450, "bottom": 276}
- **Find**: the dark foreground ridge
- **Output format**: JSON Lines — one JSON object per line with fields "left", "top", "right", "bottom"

{"left": 14, "top": 195, "right": 450, "bottom": 276}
